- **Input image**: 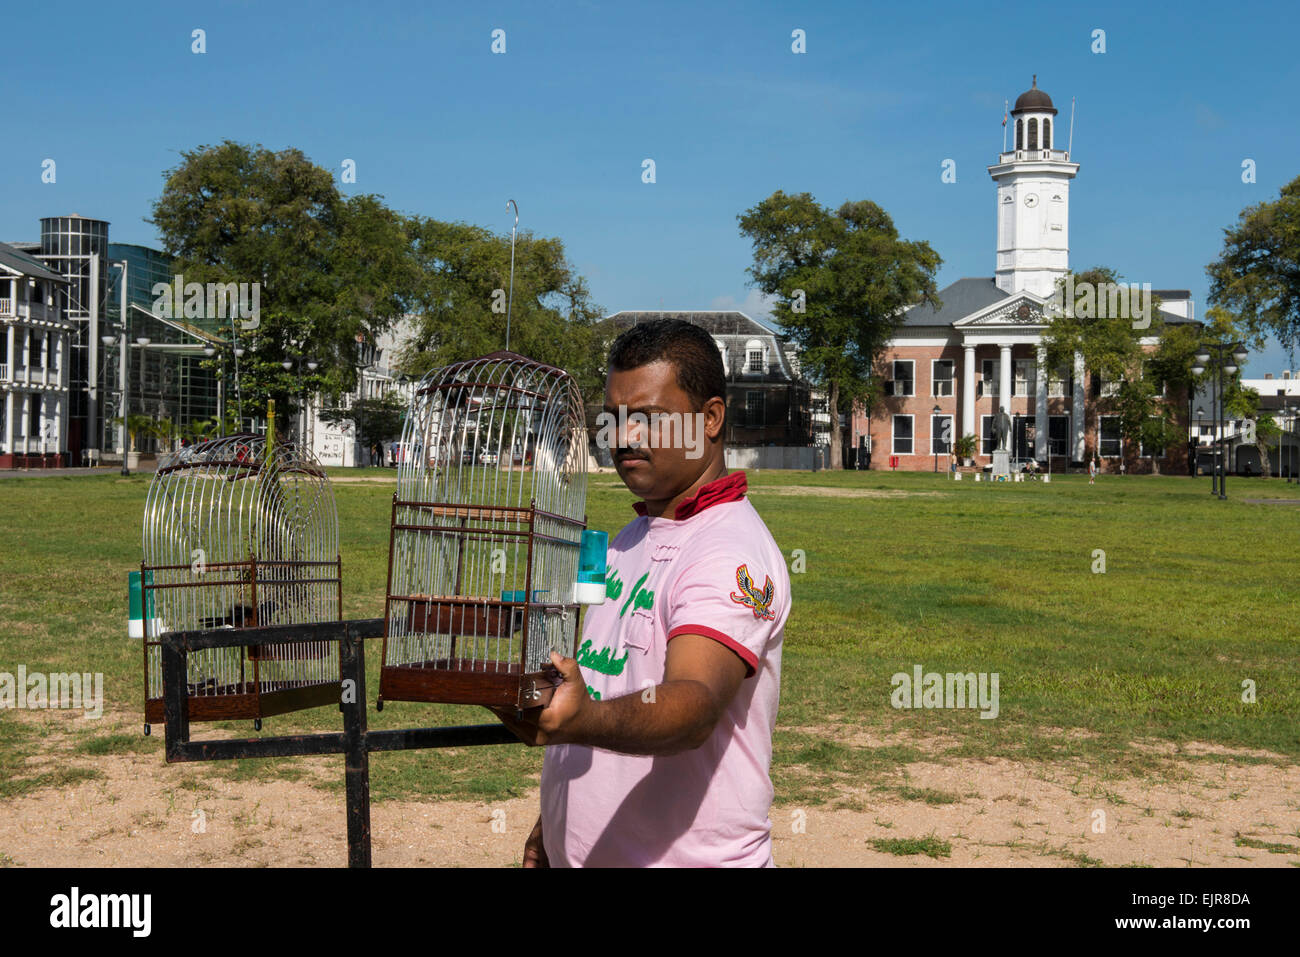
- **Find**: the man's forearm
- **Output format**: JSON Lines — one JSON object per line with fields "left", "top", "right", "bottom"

{"left": 557, "top": 679, "right": 721, "bottom": 756}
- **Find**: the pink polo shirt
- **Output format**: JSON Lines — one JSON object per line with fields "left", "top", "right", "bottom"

{"left": 540, "top": 471, "right": 789, "bottom": 867}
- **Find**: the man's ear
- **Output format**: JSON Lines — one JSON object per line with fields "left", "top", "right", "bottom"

{"left": 703, "top": 395, "right": 726, "bottom": 441}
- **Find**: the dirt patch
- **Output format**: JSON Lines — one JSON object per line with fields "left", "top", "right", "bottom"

{"left": 2, "top": 714, "right": 1294, "bottom": 867}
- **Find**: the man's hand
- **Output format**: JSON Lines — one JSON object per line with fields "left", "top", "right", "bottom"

{"left": 522, "top": 814, "right": 548, "bottom": 868}
{"left": 490, "top": 651, "right": 591, "bottom": 747}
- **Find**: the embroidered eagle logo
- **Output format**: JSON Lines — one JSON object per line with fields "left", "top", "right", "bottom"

{"left": 730, "top": 564, "right": 776, "bottom": 620}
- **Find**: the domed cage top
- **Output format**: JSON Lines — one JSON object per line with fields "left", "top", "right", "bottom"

{"left": 380, "top": 351, "right": 589, "bottom": 710}
{"left": 140, "top": 434, "right": 343, "bottom": 727}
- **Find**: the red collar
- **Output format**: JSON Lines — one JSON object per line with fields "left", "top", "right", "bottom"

{"left": 633, "top": 471, "right": 748, "bottom": 520}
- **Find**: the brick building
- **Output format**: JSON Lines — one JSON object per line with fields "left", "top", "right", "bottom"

{"left": 856, "top": 78, "right": 1200, "bottom": 473}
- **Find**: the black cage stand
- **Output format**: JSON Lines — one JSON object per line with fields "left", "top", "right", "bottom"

{"left": 160, "top": 618, "right": 519, "bottom": 867}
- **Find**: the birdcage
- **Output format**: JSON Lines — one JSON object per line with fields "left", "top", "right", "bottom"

{"left": 379, "top": 351, "right": 591, "bottom": 711}
{"left": 140, "top": 434, "right": 343, "bottom": 730}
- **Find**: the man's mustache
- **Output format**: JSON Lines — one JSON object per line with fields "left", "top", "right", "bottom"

{"left": 615, "top": 448, "right": 650, "bottom": 462}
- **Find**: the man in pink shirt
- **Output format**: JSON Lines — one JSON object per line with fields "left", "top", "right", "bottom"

{"left": 492, "top": 319, "right": 789, "bottom": 867}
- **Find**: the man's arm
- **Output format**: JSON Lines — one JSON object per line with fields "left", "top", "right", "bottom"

{"left": 491, "top": 634, "right": 748, "bottom": 755}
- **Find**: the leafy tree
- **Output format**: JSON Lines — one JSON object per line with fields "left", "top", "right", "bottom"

{"left": 1041, "top": 267, "right": 1187, "bottom": 468}
{"left": 401, "top": 218, "right": 607, "bottom": 404}
{"left": 1207, "top": 175, "right": 1300, "bottom": 359}
{"left": 738, "top": 191, "right": 942, "bottom": 468}
{"left": 150, "top": 141, "right": 419, "bottom": 434}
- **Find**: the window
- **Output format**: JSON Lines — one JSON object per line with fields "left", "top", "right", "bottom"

{"left": 889, "top": 360, "right": 914, "bottom": 396}
{"left": 892, "top": 415, "right": 913, "bottom": 454}
{"left": 1098, "top": 415, "right": 1122, "bottom": 456}
{"left": 745, "top": 390, "right": 765, "bottom": 427}
{"left": 1015, "top": 118, "right": 1023, "bottom": 150}
{"left": 981, "top": 359, "right": 999, "bottom": 396}
{"left": 1014, "top": 358, "right": 1034, "bottom": 396}
{"left": 1099, "top": 372, "right": 1122, "bottom": 398}
{"left": 1047, "top": 364, "right": 1070, "bottom": 397}
{"left": 1028, "top": 118, "right": 1039, "bottom": 150}
{"left": 932, "top": 359, "right": 954, "bottom": 397}
{"left": 747, "top": 350, "right": 763, "bottom": 373}
{"left": 1043, "top": 118, "right": 1051, "bottom": 149}
{"left": 931, "top": 415, "right": 953, "bottom": 454}
{"left": 1048, "top": 415, "right": 1069, "bottom": 456}
{"left": 744, "top": 338, "right": 765, "bottom": 374}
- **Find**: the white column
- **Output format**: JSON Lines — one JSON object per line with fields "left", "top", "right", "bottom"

{"left": 42, "top": 331, "right": 50, "bottom": 386}
{"left": 1072, "top": 350, "right": 1086, "bottom": 461}
{"left": 3, "top": 391, "right": 12, "bottom": 454}
{"left": 6, "top": 325, "right": 14, "bottom": 380}
{"left": 962, "top": 344, "right": 976, "bottom": 441}
{"left": 1035, "top": 343, "right": 1048, "bottom": 462}
{"left": 20, "top": 392, "right": 29, "bottom": 455}
{"left": 23, "top": 328, "right": 31, "bottom": 385}
{"left": 999, "top": 344, "right": 1012, "bottom": 417}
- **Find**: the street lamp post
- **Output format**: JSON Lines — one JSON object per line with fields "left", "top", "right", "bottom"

{"left": 1192, "top": 341, "right": 1247, "bottom": 500}
{"left": 355, "top": 335, "right": 377, "bottom": 467}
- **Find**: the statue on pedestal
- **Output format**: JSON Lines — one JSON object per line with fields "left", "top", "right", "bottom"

{"left": 991, "top": 407, "right": 1012, "bottom": 453}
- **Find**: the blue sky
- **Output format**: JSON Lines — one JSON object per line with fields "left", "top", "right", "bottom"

{"left": 4, "top": 0, "right": 1298, "bottom": 375}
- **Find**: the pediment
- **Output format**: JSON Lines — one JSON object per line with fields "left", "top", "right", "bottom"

{"left": 954, "top": 293, "right": 1050, "bottom": 327}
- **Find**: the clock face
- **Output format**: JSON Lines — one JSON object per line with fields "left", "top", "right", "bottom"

{"left": 1024, "top": 193, "right": 1039, "bottom": 208}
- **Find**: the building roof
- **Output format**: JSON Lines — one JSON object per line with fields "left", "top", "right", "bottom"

{"left": 1013, "top": 75, "right": 1057, "bottom": 115}
{"left": 901, "top": 277, "right": 1009, "bottom": 326}
{"left": 0, "top": 241, "right": 67, "bottom": 284}
{"left": 607, "top": 310, "right": 801, "bottom": 381}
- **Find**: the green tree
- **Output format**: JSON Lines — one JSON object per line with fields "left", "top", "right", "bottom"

{"left": 150, "top": 141, "right": 419, "bottom": 434}
{"left": 737, "top": 191, "right": 942, "bottom": 468}
{"left": 1041, "top": 267, "right": 1187, "bottom": 468}
{"left": 1207, "top": 174, "right": 1300, "bottom": 358}
{"left": 401, "top": 218, "right": 606, "bottom": 403}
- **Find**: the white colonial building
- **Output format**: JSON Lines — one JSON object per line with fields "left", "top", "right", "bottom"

{"left": 0, "top": 242, "right": 72, "bottom": 468}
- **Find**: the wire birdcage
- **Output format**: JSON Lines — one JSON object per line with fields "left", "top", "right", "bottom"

{"left": 379, "top": 351, "right": 589, "bottom": 711}
{"left": 140, "top": 434, "right": 343, "bottom": 730}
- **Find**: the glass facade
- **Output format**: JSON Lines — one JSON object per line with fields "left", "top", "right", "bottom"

{"left": 104, "top": 244, "right": 219, "bottom": 453}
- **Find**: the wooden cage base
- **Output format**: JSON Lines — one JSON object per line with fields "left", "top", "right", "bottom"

{"left": 145, "top": 681, "right": 341, "bottom": 723}
{"left": 379, "top": 662, "right": 558, "bottom": 710}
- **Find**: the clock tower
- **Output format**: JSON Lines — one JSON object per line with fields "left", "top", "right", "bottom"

{"left": 988, "top": 76, "right": 1080, "bottom": 298}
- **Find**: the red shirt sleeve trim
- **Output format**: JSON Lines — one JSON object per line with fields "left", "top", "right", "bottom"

{"left": 667, "top": 624, "right": 758, "bottom": 677}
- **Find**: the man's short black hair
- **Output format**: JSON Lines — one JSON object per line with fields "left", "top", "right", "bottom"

{"left": 608, "top": 319, "right": 727, "bottom": 411}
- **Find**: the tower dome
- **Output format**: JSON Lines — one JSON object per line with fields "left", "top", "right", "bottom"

{"left": 1012, "top": 75, "right": 1057, "bottom": 115}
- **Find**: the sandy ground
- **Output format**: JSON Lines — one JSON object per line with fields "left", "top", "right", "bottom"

{"left": 2, "top": 711, "right": 1296, "bottom": 868}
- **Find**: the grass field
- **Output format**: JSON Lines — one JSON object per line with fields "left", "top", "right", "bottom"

{"left": 1, "top": 467, "right": 1297, "bottom": 815}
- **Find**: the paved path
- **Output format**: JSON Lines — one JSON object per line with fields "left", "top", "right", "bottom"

{"left": 0, "top": 464, "right": 157, "bottom": 479}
